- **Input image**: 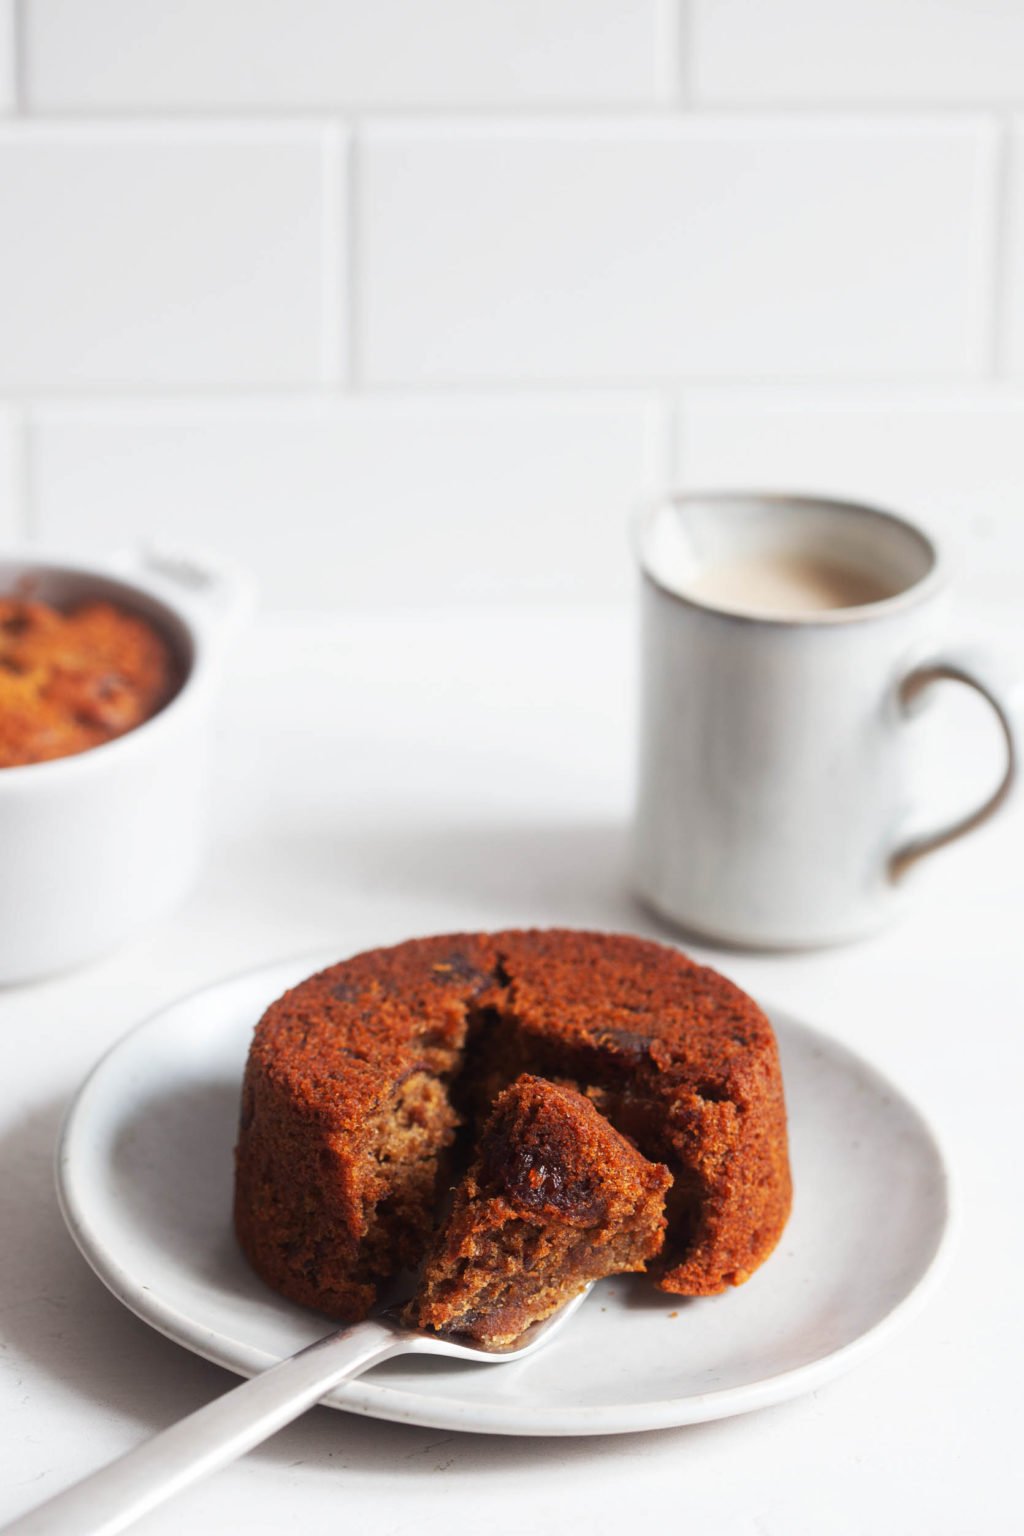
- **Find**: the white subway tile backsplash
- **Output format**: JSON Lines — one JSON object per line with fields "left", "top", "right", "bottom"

{"left": 0, "top": 127, "right": 338, "bottom": 390}
{"left": 693, "top": 0, "right": 1024, "bottom": 105}
{"left": 30, "top": 396, "right": 663, "bottom": 606}
{"left": 25, "top": 0, "right": 672, "bottom": 110}
{"left": 2, "top": 7, "right": 1022, "bottom": 610}
{"left": 360, "top": 119, "right": 995, "bottom": 385}
{"left": 0, "top": 1, "right": 15, "bottom": 113}
{"left": 677, "top": 390, "right": 1024, "bottom": 599}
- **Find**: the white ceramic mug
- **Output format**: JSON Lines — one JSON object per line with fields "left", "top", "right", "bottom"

{"left": 633, "top": 493, "right": 1018, "bottom": 949}
{"left": 0, "top": 547, "right": 253, "bottom": 983}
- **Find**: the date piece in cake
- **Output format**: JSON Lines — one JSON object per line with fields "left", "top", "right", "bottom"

{"left": 405, "top": 1075, "right": 671, "bottom": 1346}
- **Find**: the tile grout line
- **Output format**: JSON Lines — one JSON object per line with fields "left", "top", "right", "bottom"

{"left": 319, "top": 120, "right": 349, "bottom": 386}
{"left": 674, "top": 0, "right": 693, "bottom": 111}
{"left": 988, "top": 111, "right": 1015, "bottom": 379}
{"left": 11, "top": 0, "right": 24, "bottom": 113}
{"left": 11, "top": 400, "right": 35, "bottom": 541}
{"left": 1, "top": 385, "right": 682, "bottom": 411}
{"left": 5, "top": 105, "right": 1024, "bottom": 129}
{"left": 346, "top": 121, "right": 363, "bottom": 390}
{"left": 10, "top": 376, "right": 1024, "bottom": 408}
{"left": 667, "top": 388, "right": 685, "bottom": 487}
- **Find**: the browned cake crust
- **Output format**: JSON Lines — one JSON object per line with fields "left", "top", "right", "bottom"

{"left": 234, "top": 929, "right": 792, "bottom": 1322}
{"left": 0, "top": 596, "right": 176, "bottom": 768}
{"left": 406, "top": 1074, "right": 671, "bottom": 1345}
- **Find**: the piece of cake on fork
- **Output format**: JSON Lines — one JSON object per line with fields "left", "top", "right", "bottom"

{"left": 406, "top": 1074, "right": 672, "bottom": 1346}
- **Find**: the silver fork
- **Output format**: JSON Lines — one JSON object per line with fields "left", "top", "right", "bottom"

{"left": 1, "top": 1288, "right": 592, "bottom": 1536}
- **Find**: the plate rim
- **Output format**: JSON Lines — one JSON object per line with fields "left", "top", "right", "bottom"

{"left": 55, "top": 949, "right": 958, "bottom": 1437}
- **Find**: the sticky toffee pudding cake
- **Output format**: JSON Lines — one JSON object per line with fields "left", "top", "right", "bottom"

{"left": 234, "top": 930, "right": 792, "bottom": 1331}
{"left": 0, "top": 595, "right": 176, "bottom": 768}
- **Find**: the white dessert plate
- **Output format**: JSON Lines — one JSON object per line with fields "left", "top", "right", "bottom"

{"left": 57, "top": 953, "right": 953, "bottom": 1437}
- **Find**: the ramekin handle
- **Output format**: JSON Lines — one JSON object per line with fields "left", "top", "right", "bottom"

{"left": 104, "top": 544, "right": 257, "bottom": 650}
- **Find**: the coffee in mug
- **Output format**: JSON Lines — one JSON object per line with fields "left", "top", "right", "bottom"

{"left": 685, "top": 550, "right": 899, "bottom": 615}
{"left": 633, "top": 492, "right": 1017, "bottom": 948}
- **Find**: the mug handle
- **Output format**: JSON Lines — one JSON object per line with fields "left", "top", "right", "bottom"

{"left": 890, "top": 650, "right": 1019, "bottom": 881}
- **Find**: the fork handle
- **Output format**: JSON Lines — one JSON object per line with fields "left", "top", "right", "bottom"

{"left": 2, "top": 1321, "right": 404, "bottom": 1536}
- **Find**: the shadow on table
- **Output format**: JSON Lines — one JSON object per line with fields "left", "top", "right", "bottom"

{"left": 2, "top": 1094, "right": 757, "bottom": 1508}
{"left": 0, "top": 1097, "right": 240, "bottom": 1436}
{"left": 206, "top": 814, "right": 749, "bottom": 960}
{"left": 339, "top": 819, "right": 643, "bottom": 928}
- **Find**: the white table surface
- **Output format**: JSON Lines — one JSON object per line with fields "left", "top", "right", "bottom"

{"left": 1, "top": 603, "right": 1021, "bottom": 1536}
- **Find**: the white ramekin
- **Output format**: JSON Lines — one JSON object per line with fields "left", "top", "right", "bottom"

{"left": 0, "top": 547, "right": 254, "bottom": 984}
